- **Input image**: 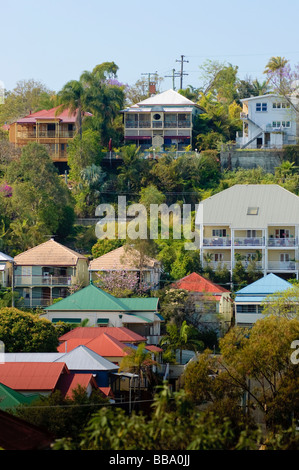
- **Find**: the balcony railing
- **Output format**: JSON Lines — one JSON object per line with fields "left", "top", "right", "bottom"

{"left": 15, "top": 275, "right": 72, "bottom": 287}
{"left": 125, "top": 120, "right": 191, "bottom": 129}
{"left": 267, "top": 261, "right": 296, "bottom": 271}
{"left": 203, "top": 237, "right": 231, "bottom": 247}
{"left": 17, "top": 131, "right": 74, "bottom": 139}
{"left": 234, "top": 237, "right": 264, "bottom": 246}
{"left": 203, "top": 261, "right": 231, "bottom": 270}
{"left": 268, "top": 237, "right": 296, "bottom": 247}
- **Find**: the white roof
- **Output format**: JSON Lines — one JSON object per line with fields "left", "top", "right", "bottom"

{"left": 0, "top": 252, "right": 14, "bottom": 262}
{"left": 195, "top": 184, "right": 299, "bottom": 229}
{"left": 3, "top": 346, "right": 119, "bottom": 371}
{"left": 137, "top": 89, "right": 196, "bottom": 106}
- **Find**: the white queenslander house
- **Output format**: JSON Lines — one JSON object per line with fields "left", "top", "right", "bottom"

{"left": 121, "top": 89, "right": 204, "bottom": 151}
{"left": 236, "top": 93, "right": 299, "bottom": 149}
{"left": 195, "top": 184, "right": 299, "bottom": 280}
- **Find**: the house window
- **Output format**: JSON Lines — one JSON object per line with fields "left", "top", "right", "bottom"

{"left": 247, "top": 230, "right": 257, "bottom": 237}
{"left": 272, "top": 121, "right": 281, "bottom": 128}
{"left": 275, "top": 229, "right": 290, "bottom": 238}
{"left": 247, "top": 207, "right": 259, "bottom": 215}
{"left": 256, "top": 103, "right": 267, "bottom": 112}
{"left": 212, "top": 229, "right": 227, "bottom": 237}
{"left": 280, "top": 253, "right": 290, "bottom": 262}
{"left": 214, "top": 253, "right": 224, "bottom": 262}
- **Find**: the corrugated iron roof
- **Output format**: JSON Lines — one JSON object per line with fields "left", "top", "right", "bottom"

{"left": 0, "top": 362, "right": 67, "bottom": 391}
{"left": 59, "top": 326, "right": 146, "bottom": 343}
{"left": 196, "top": 184, "right": 299, "bottom": 229}
{"left": 45, "top": 282, "right": 159, "bottom": 312}
{"left": 14, "top": 238, "right": 87, "bottom": 266}
{"left": 171, "top": 272, "right": 230, "bottom": 293}
{"left": 89, "top": 246, "right": 160, "bottom": 271}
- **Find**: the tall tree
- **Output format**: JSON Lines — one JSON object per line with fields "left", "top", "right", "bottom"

{"left": 56, "top": 79, "right": 86, "bottom": 138}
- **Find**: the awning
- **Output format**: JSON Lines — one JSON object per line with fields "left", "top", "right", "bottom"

{"left": 124, "top": 136, "right": 151, "bottom": 140}
{"left": 97, "top": 318, "right": 109, "bottom": 325}
{"left": 52, "top": 318, "right": 81, "bottom": 324}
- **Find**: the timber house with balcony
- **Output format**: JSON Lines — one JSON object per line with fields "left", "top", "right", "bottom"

{"left": 195, "top": 184, "right": 299, "bottom": 280}
{"left": 8, "top": 106, "right": 91, "bottom": 168}
{"left": 13, "top": 239, "right": 89, "bottom": 308}
{"left": 121, "top": 89, "right": 204, "bottom": 151}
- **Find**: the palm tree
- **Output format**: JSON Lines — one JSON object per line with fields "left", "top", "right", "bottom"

{"left": 118, "top": 342, "right": 158, "bottom": 404}
{"left": 80, "top": 66, "right": 125, "bottom": 146}
{"left": 252, "top": 79, "right": 270, "bottom": 96}
{"left": 56, "top": 79, "right": 86, "bottom": 138}
{"left": 160, "top": 321, "right": 204, "bottom": 364}
{"left": 264, "top": 56, "right": 289, "bottom": 88}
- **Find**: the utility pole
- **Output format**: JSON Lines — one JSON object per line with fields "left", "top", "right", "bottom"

{"left": 141, "top": 72, "right": 158, "bottom": 96}
{"left": 176, "top": 55, "right": 189, "bottom": 89}
{"left": 165, "top": 69, "right": 180, "bottom": 90}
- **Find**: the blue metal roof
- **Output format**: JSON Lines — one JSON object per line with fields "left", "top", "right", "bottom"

{"left": 235, "top": 273, "right": 293, "bottom": 296}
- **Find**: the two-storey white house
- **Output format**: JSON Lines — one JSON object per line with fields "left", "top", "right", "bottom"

{"left": 195, "top": 184, "right": 299, "bottom": 280}
{"left": 236, "top": 93, "right": 299, "bottom": 149}
{"left": 121, "top": 89, "right": 204, "bottom": 151}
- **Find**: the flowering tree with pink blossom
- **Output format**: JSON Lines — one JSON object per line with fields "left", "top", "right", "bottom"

{"left": 95, "top": 269, "right": 149, "bottom": 297}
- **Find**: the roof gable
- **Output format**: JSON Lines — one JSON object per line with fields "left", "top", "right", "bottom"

{"left": 45, "top": 282, "right": 159, "bottom": 312}
{"left": 59, "top": 326, "right": 146, "bottom": 343}
{"left": 137, "top": 89, "right": 196, "bottom": 107}
{"left": 171, "top": 272, "right": 230, "bottom": 293}
{"left": 89, "top": 245, "right": 159, "bottom": 271}
{"left": 0, "top": 362, "right": 67, "bottom": 391}
{"left": 196, "top": 184, "right": 299, "bottom": 228}
{"left": 14, "top": 239, "right": 86, "bottom": 266}
{"left": 45, "top": 283, "right": 128, "bottom": 311}
{"left": 235, "top": 273, "right": 293, "bottom": 295}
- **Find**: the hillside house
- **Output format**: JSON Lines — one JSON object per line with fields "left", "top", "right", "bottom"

{"left": 171, "top": 272, "right": 233, "bottom": 332}
{"left": 8, "top": 106, "right": 91, "bottom": 167}
{"left": 0, "top": 252, "right": 14, "bottom": 288}
{"left": 234, "top": 273, "right": 293, "bottom": 326}
{"left": 89, "top": 245, "right": 162, "bottom": 289}
{"left": 195, "top": 184, "right": 299, "bottom": 280}
{"left": 42, "top": 281, "right": 163, "bottom": 344}
{"left": 121, "top": 89, "right": 204, "bottom": 150}
{"left": 236, "top": 93, "right": 299, "bottom": 149}
{"left": 13, "top": 239, "right": 89, "bottom": 308}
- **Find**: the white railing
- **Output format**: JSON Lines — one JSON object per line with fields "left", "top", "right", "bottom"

{"left": 202, "top": 237, "right": 231, "bottom": 247}
{"left": 268, "top": 238, "right": 296, "bottom": 247}
{"left": 234, "top": 237, "right": 264, "bottom": 246}
{"left": 267, "top": 261, "right": 296, "bottom": 271}
{"left": 15, "top": 275, "right": 72, "bottom": 287}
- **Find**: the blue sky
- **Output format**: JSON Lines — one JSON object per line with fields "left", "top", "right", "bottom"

{"left": 2, "top": 0, "right": 299, "bottom": 93}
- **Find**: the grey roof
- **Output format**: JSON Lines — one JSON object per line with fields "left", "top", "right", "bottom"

{"left": 3, "top": 346, "right": 119, "bottom": 372}
{"left": 195, "top": 184, "right": 299, "bottom": 229}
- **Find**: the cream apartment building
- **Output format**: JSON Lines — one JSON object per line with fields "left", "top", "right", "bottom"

{"left": 195, "top": 184, "right": 299, "bottom": 280}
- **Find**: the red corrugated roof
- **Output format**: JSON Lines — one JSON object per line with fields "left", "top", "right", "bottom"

{"left": 16, "top": 106, "right": 92, "bottom": 124}
{"left": 171, "top": 272, "right": 230, "bottom": 293}
{"left": 57, "top": 338, "right": 90, "bottom": 353}
{"left": 0, "top": 362, "right": 68, "bottom": 391}
{"left": 99, "top": 387, "right": 114, "bottom": 398}
{"left": 58, "top": 333, "right": 129, "bottom": 357}
{"left": 59, "top": 326, "right": 146, "bottom": 343}
{"left": 56, "top": 373, "right": 97, "bottom": 399}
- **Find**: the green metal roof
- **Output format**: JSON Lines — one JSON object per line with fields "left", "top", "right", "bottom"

{"left": 0, "top": 383, "right": 40, "bottom": 410}
{"left": 45, "top": 282, "right": 159, "bottom": 312}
